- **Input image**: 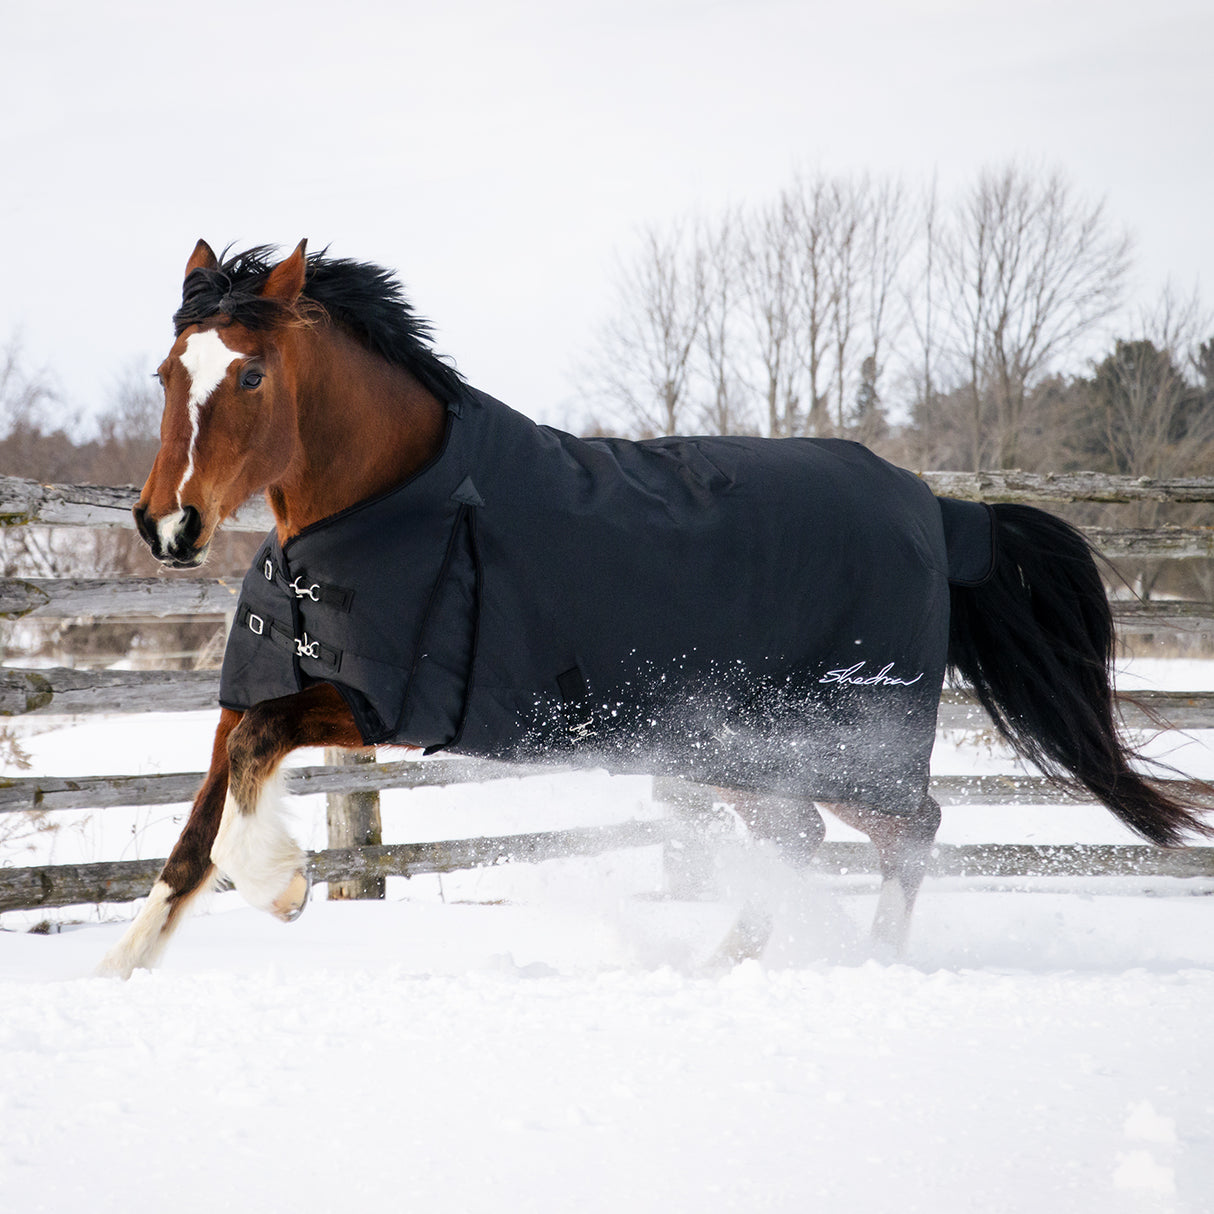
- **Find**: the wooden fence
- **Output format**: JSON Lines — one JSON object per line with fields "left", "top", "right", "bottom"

{"left": 1, "top": 469, "right": 1213, "bottom": 914}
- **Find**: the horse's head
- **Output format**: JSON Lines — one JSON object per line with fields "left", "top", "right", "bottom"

{"left": 134, "top": 240, "right": 308, "bottom": 567}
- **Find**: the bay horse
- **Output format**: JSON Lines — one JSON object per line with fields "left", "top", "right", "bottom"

{"left": 98, "top": 240, "right": 1209, "bottom": 978}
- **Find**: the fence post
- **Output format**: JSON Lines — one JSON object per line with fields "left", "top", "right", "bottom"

{"left": 324, "top": 747, "right": 385, "bottom": 900}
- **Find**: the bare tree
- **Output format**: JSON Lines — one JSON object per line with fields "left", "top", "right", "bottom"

{"left": 1085, "top": 286, "right": 1214, "bottom": 478}
{"left": 790, "top": 175, "right": 837, "bottom": 435}
{"left": 855, "top": 176, "right": 911, "bottom": 441}
{"left": 0, "top": 338, "right": 79, "bottom": 482}
{"left": 735, "top": 192, "right": 808, "bottom": 437}
{"left": 918, "top": 175, "right": 940, "bottom": 436}
{"left": 0, "top": 339, "right": 75, "bottom": 589}
{"left": 583, "top": 164, "right": 1138, "bottom": 469}
{"left": 587, "top": 222, "right": 706, "bottom": 437}
{"left": 90, "top": 362, "right": 163, "bottom": 486}
{"left": 694, "top": 211, "right": 750, "bottom": 434}
{"left": 938, "top": 165, "right": 1132, "bottom": 469}
{"left": 0, "top": 338, "right": 57, "bottom": 433}
{"left": 824, "top": 177, "right": 865, "bottom": 433}
{"left": 735, "top": 173, "right": 882, "bottom": 439}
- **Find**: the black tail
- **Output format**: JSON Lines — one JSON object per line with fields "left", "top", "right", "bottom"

{"left": 947, "top": 502, "right": 1211, "bottom": 846}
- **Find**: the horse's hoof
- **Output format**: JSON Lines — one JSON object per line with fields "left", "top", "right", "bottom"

{"left": 271, "top": 870, "right": 311, "bottom": 923}
{"left": 705, "top": 903, "right": 774, "bottom": 970}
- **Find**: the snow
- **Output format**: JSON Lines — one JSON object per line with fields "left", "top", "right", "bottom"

{"left": 1, "top": 659, "right": 1212, "bottom": 1212}
{"left": 4, "top": 896, "right": 1213, "bottom": 1213}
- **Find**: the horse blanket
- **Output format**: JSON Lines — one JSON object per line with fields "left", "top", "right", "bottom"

{"left": 219, "top": 387, "right": 994, "bottom": 813}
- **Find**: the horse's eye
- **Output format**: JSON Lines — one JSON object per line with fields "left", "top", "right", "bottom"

{"left": 240, "top": 369, "right": 264, "bottom": 391}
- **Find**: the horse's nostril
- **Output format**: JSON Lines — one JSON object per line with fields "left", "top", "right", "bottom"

{"left": 134, "top": 504, "right": 205, "bottom": 564}
{"left": 179, "top": 505, "right": 203, "bottom": 548}
{"left": 133, "top": 503, "right": 148, "bottom": 536}
{"left": 133, "top": 504, "right": 158, "bottom": 550}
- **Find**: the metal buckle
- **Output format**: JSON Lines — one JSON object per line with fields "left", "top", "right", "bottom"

{"left": 295, "top": 633, "right": 321, "bottom": 660}
{"left": 568, "top": 719, "right": 596, "bottom": 741}
{"left": 290, "top": 576, "right": 321, "bottom": 601}
{"left": 263, "top": 559, "right": 274, "bottom": 581}
{"left": 247, "top": 612, "right": 265, "bottom": 636}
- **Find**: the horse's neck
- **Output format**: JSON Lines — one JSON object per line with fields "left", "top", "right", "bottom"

{"left": 267, "top": 328, "right": 448, "bottom": 540}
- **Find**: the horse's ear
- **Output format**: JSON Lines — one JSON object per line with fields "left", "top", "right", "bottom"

{"left": 260, "top": 240, "right": 308, "bottom": 304}
{"left": 185, "top": 239, "right": 218, "bottom": 279}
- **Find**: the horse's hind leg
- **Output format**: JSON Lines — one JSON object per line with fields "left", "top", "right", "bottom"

{"left": 731, "top": 793, "right": 828, "bottom": 869}
{"left": 97, "top": 709, "right": 241, "bottom": 978}
{"left": 823, "top": 796, "right": 941, "bottom": 958}
{"left": 212, "top": 684, "right": 362, "bottom": 920}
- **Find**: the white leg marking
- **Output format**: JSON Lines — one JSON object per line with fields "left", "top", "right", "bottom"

{"left": 175, "top": 329, "right": 249, "bottom": 504}
{"left": 211, "top": 778, "right": 307, "bottom": 918}
{"left": 96, "top": 880, "right": 190, "bottom": 978}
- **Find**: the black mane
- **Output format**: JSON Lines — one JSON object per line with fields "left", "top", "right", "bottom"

{"left": 173, "top": 245, "right": 465, "bottom": 403}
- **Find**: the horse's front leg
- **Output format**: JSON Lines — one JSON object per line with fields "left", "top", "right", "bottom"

{"left": 823, "top": 796, "right": 941, "bottom": 958}
{"left": 98, "top": 707, "right": 242, "bottom": 978}
{"left": 211, "top": 684, "right": 362, "bottom": 919}
{"left": 707, "top": 792, "right": 827, "bottom": 966}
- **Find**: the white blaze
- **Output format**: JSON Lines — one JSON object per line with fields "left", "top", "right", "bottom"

{"left": 156, "top": 507, "right": 187, "bottom": 553}
{"left": 175, "top": 329, "right": 248, "bottom": 503}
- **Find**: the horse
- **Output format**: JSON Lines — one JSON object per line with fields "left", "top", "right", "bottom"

{"left": 97, "top": 240, "right": 1210, "bottom": 978}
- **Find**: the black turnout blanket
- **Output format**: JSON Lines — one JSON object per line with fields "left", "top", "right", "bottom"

{"left": 220, "top": 388, "right": 994, "bottom": 814}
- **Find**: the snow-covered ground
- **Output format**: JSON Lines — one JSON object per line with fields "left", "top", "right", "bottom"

{"left": 1, "top": 659, "right": 1212, "bottom": 1212}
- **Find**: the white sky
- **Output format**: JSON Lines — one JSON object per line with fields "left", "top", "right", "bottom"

{"left": 3, "top": 0, "right": 1212, "bottom": 432}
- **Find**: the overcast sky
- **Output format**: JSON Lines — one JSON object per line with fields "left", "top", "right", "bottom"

{"left": 4, "top": 0, "right": 1212, "bottom": 433}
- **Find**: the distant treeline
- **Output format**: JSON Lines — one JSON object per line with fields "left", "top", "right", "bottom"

{"left": 580, "top": 163, "right": 1214, "bottom": 487}
{"left": 2, "top": 164, "right": 1212, "bottom": 623}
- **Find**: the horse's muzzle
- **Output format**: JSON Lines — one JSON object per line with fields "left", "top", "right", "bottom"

{"left": 133, "top": 503, "right": 209, "bottom": 568}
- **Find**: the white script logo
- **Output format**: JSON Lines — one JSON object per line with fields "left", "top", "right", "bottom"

{"left": 819, "top": 662, "right": 924, "bottom": 688}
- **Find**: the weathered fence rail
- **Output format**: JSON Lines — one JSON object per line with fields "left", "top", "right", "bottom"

{"left": 0, "top": 819, "right": 677, "bottom": 913}
{"left": 3, "top": 475, "right": 1210, "bottom": 633}
{"left": 3, "top": 667, "right": 1211, "bottom": 730}
{"left": 0, "top": 576, "right": 245, "bottom": 620}
{"left": 1, "top": 468, "right": 1213, "bottom": 914}
{"left": 0, "top": 475, "right": 273, "bottom": 531}
{"left": 921, "top": 469, "right": 1214, "bottom": 504}
{"left": 6, "top": 827, "right": 1214, "bottom": 914}
{"left": 4, "top": 469, "right": 1212, "bottom": 526}
{"left": 0, "top": 667, "right": 220, "bottom": 716}
{"left": 1, "top": 757, "right": 1206, "bottom": 819}
{"left": 6, "top": 577, "right": 1212, "bottom": 627}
